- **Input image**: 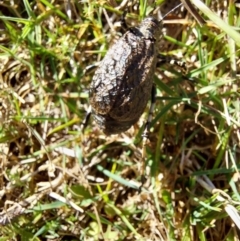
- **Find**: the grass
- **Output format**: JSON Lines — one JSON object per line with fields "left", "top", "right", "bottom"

{"left": 0, "top": 0, "right": 239, "bottom": 240}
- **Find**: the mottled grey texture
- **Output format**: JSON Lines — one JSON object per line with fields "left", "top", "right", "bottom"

{"left": 90, "top": 17, "right": 162, "bottom": 135}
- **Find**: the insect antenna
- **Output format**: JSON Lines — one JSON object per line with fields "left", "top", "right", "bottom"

{"left": 157, "top": 3, "right": 183, "bottom": 23}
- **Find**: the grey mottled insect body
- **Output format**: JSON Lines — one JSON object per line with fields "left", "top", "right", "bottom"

{"left": 89, "top": 17, "right": 162, "bottom": 135}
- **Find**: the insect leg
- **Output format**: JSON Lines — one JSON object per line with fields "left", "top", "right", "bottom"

{"left": 120, "top": 11, "right": 128, "bottom": 31}
{"left": 140, "top": 85, "right": 156, "bottom": 188}
{"left": 81, "top": 106, "right": 92, "bottom": 132}
{"left": 157, "top": 54, "right": 187, "bottom": 74}
{"left": 142, "top": 85, "right": 156, "bottom": 139}
{"left": 81, "top": 62, "right": 98, "bottom": 132}
{"left": 157, "top": 54, "right": 198, "bottom": 83}
{"left": 83, "top": 62, "right": 100, "bottom": 75}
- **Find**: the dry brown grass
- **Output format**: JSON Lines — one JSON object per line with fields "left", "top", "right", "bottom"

{"left": 0, "top": 0, "right": 239, "bottom": 240}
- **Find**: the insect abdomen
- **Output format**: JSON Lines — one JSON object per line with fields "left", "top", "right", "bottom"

{"left": 89, "top": 17, "right": 161, "bottom": 134}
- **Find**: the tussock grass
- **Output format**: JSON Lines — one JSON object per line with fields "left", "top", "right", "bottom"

{"left": 0, "top": 0, "right": 239, "bottom": 240}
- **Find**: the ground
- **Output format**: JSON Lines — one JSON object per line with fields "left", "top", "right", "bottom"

{"left": 0, "top": 0, "right": 239, "bottom": 240}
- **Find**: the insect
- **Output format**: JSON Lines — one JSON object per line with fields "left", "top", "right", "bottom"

{"left": 89, "top": 4, "right": 183, "bottom": 135}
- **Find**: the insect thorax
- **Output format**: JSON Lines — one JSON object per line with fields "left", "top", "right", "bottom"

{"left": 137, "top": 17, "right": 162, "bottom": 41}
